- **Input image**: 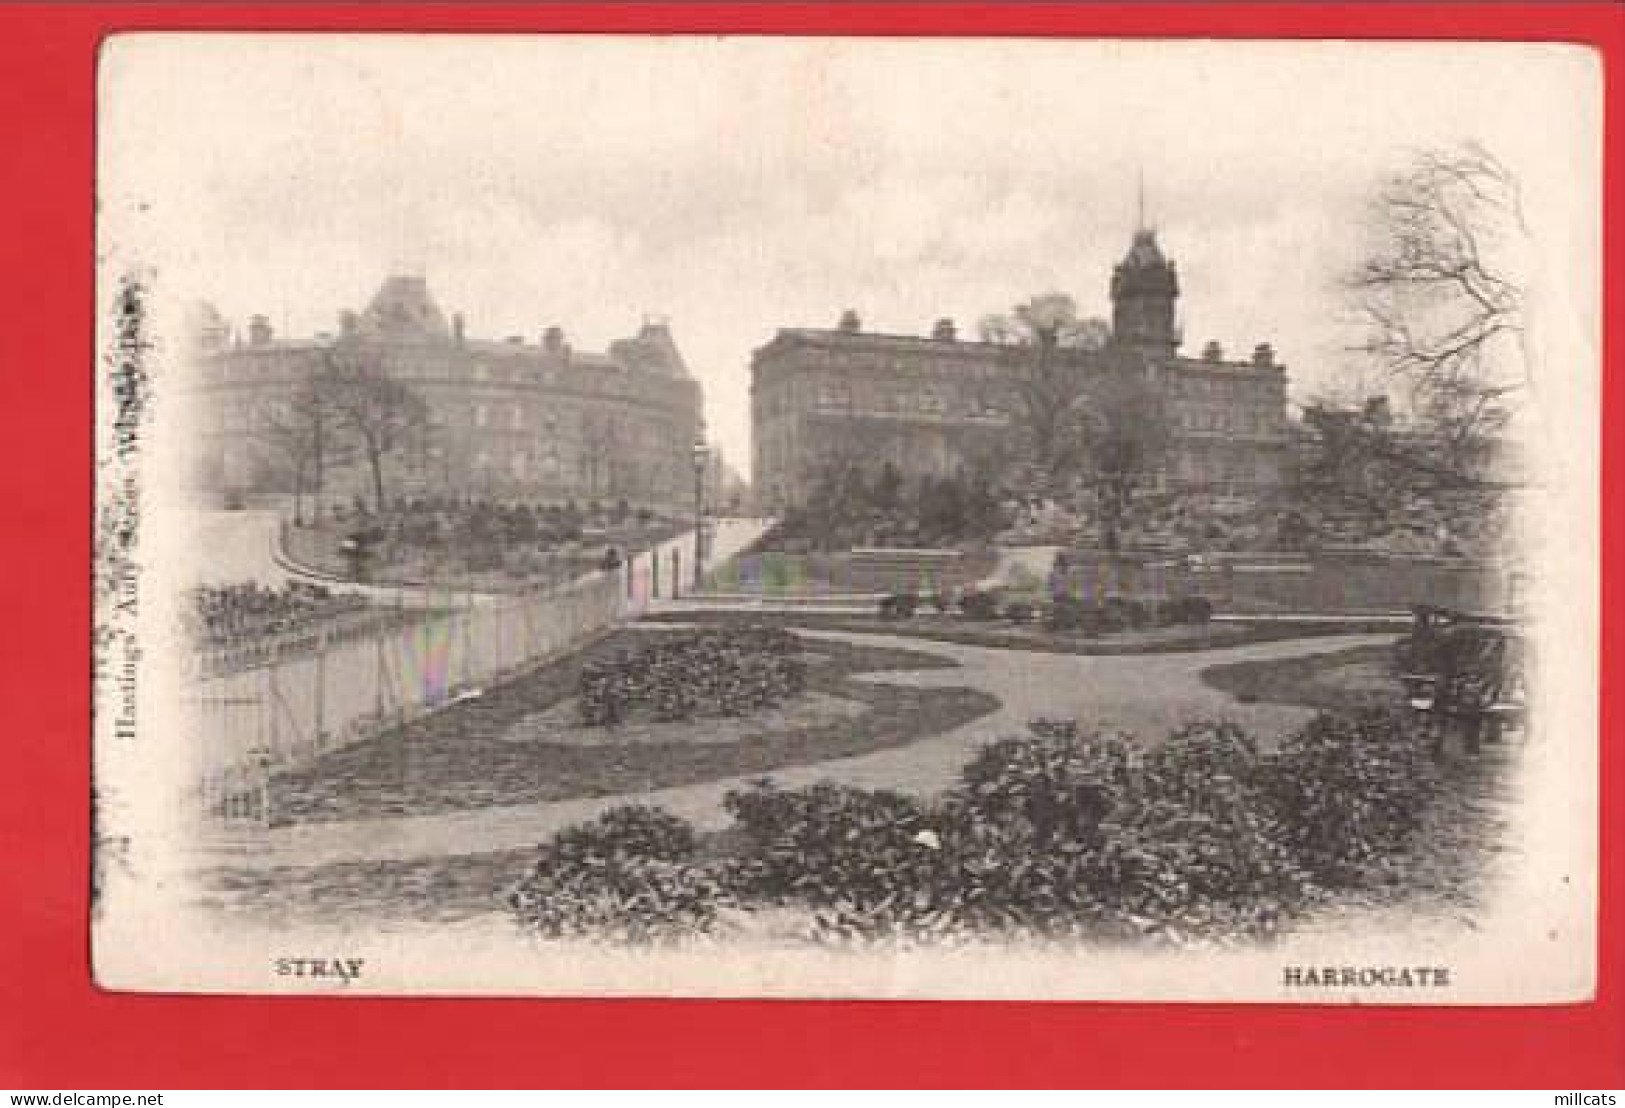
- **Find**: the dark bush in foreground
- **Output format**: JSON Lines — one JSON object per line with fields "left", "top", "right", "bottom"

{"left": 511, "top": 711, "right": 1441, "bottom": 946}
{"left": 545, "top": 803, "right": 700, "bottom": 863}
{"left": 509, "top": 804, "right": 724, "bottom": 942}
{"left": 952, "top": 720, "right": 1134, "bottom": 849}
{"left": 723, "top": 780, "right": 943, "bottom": 933}
{"left": 1094, "top": 793, "right": 1310, "bottom": 940}
{"left": 1143, "top": 719, "right": 1264, "bottom": 807}
{"left": 725, "top": 773, "right": 1114, "bottom": 942}
{"left": 1097, "top": 721, "right": 1311, "bottom": 939}
{"left": 1261, "top": 709, "right": 1441, "bottom": 885}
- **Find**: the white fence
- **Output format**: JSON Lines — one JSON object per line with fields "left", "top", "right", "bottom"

{"left": 189, "top": 533, "right": 705, "bottom": 825}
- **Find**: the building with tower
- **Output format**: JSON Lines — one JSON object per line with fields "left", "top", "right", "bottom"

{"left": 1111, "top": 228, "right": 1183, "bottom": 360}
{"left": 750, "top": 224, "right": 1292, "bottom": 514}
{"left": 184, "top": 274, "right": 706, "bottom": 513}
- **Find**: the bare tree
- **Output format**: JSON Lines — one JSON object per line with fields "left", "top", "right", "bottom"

{"left": 324, "top": 348, "right": 429, "bottom": 513}
{"left": 978, "top": 292, "right": 1112, "bottom": 501}
{"left": 1346, "top": 141, "right": 1526, "bottom": 487}
{"left": 252, "top": 372, "right": 352, "bottom": 524}
{"left": 578, "top": 411, "right": 622, "bottom": 501}
{"left": 979, "top": 292, "right": 1112, "bottom": 351}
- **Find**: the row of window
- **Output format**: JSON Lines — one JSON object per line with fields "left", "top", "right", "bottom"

{"left": 404, "top": 447, "right": 683, "bottom": 488}
{"left": 1167, "top": 374, "right": 1277, "bottom": 401}
{"left": 1175, "top": 407, "right": 1285, "bottom": 435}
{"left": 810, "top": 385, "right": 1006, "bottom": 419}
{"left": 215, "top": 400, "right": 677, "bottom": 443}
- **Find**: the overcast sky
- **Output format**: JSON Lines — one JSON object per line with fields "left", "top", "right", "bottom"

{"left": 101, "top": 36, "right": 1597, "bottom": 477}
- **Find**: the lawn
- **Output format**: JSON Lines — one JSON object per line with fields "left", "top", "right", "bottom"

{"left": 1198, "top": 643, "right": 1401, "bottom": 712}
{"left": 268, "top": 627, "right": 998, "bottom": 827}
{"left": 642, "top": 608, "right": 1404, "bottom": 656}
{"left": 201, "top": 847, "right": 539, "bottom": 928}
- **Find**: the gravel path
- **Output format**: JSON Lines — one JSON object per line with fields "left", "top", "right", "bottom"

{"left": 194, "top": 628, "right": 1396, "bottom": 871}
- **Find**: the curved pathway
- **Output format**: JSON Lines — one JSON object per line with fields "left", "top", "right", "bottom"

{"left": 197, "top": 628, "right": 1395, "bottom": 871}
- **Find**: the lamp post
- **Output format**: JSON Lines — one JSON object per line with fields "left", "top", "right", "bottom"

{"left": 691, "top": 437, "right": 710, "bottom": 592}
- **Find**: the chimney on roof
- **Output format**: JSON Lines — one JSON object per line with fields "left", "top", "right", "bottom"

{"left": 1251, "top": 342, "right": 1275, "bottom": 367}
{"left": 248, "top": 314, "right": 273, "bottom": 347}
{"left": 1202, "top": 340, "right": 1223, "bottom": 362}
{"left": 452, "top": 313, "right": 466, "bottom": 344}
{"left": 543, "top": 326, "right": 565, "bottom": 354}
{"left": 1363, "top": 395, "right": 1393, "bottom": 427}
{"left": 932, "top": 318, "right": 957, "bottom": 342}
{"left": 339, "top": 310, "right": 359, "bottom": 340}
{"left": 837, "top": 309, "right": 861, "bottom": 333}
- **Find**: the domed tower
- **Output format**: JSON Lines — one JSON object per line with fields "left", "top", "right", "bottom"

{"left": 357, "top": 273, "right": 452, "bottom": 343}
{"left": 1110, "top": 227, "right": 1181, "bottom": 361}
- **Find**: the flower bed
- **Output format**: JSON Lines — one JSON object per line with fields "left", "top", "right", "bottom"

{"left": 577, "top": 626, "right": 807, "bottom": 726}
{"left": 877, "top": 587, "right": 1213, "bottom": 635}
{"left": 268, "top": 628, "right": 996, "bottom": 826}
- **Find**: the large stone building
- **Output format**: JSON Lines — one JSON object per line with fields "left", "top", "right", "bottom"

{"left": 186, "top": 274, "right": 706, "bottom": 512}
{"left": 751, "top": 226, "right": 1292, "bottom": 512}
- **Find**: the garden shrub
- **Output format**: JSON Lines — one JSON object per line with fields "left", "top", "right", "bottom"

{"left": 878, "top": 592, "right": 918, "bottom": 620}
{"left": 1002, "top": 600, "right": 1039, "bottom": 624}
{"left": 1093, "top": 720, "right": 1310, "bottom": 940}
{"left": 578, "top": 626, "right": 806, "bottom": 726}
{"left": 1092, "top": 790, "right": 1311, "bottom": 941}
{"left": 722, "top": 779, "right": 957, "bottom": 939}
{"left": 1043, "top": 596, "right": 1094, "bottom": 633}
{"left": 1261, "top": 709, "right": 1441, "bottom": 886}
{"left": 951, "top": 720, "right": 1136, "bottom": 850}
{"left": 724, "top": 773, "right": 1120, "bottom": 942}
{"left": 1161, "top": 594, "right": 1215, "bottom": 625}
{"left": 547, "top": 803, "right": 701, "bottom": 863}
{"left": 1142, "top": 719, "right": 1264, "bottom": 810}
{"left": 958, "top": 588, "right": 1001, "bottom": 621}
{"left": 514, "top": 710, "right": 1448, "bottom": 945}
{"left": 509, "top": 805, "right": 724, "bottom": 942}
{"left": 1103, "top": 595, "right": 1150, "bottom": 630}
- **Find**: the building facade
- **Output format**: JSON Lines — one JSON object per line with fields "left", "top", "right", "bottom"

{"left": 751, "top": 227, "right": 1292, "bottom": 513}
{"left": 186, "top": 274, "right": 706, "bottom": 513}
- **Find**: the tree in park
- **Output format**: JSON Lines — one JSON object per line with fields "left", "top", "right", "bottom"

{"left": 978, "top": 292, "right": 1112, "bottom": 502}
{"left": 870, "top": 460, "right": 905, "bottom": 516}
{"left": 799, "top": 449, "right": 873, "bottom": 539}
{"left": 1340, "top": 142, "right": 1527, "bottom": 497}
{"left": 251, "top": 370, "right": 354, "bottom": 524}
{"left": 323, "top": 347, "right": 431, "bottom": 514}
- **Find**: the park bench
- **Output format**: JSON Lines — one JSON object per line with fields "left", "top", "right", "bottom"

{"left": 1396, "top": 604, "right": 1526, "bottom": 755}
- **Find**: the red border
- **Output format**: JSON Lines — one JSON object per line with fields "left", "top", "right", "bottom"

{"left": 0, "top": 3, "right": 1617, "bottom": 1089}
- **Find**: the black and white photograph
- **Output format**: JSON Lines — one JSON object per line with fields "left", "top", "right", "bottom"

{"left": 93, "top": 35, "right": 1600, "bottom": 1000}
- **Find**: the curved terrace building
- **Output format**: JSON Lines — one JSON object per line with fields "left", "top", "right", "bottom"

{"left": 185, "top": 274, "right": 705, "bottom": 512}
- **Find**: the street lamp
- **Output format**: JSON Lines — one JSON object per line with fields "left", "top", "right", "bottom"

{"left": 691, "top": 437, "right": 710, "bottom": 591}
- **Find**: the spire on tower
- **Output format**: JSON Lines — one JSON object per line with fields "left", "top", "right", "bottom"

{"left": 1137, "top": 168, "right": 1146, "bottom": 231}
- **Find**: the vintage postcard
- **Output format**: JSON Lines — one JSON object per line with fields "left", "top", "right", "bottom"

{"left": 93, "top": 34, "right": 1600, "bottom": 1001}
